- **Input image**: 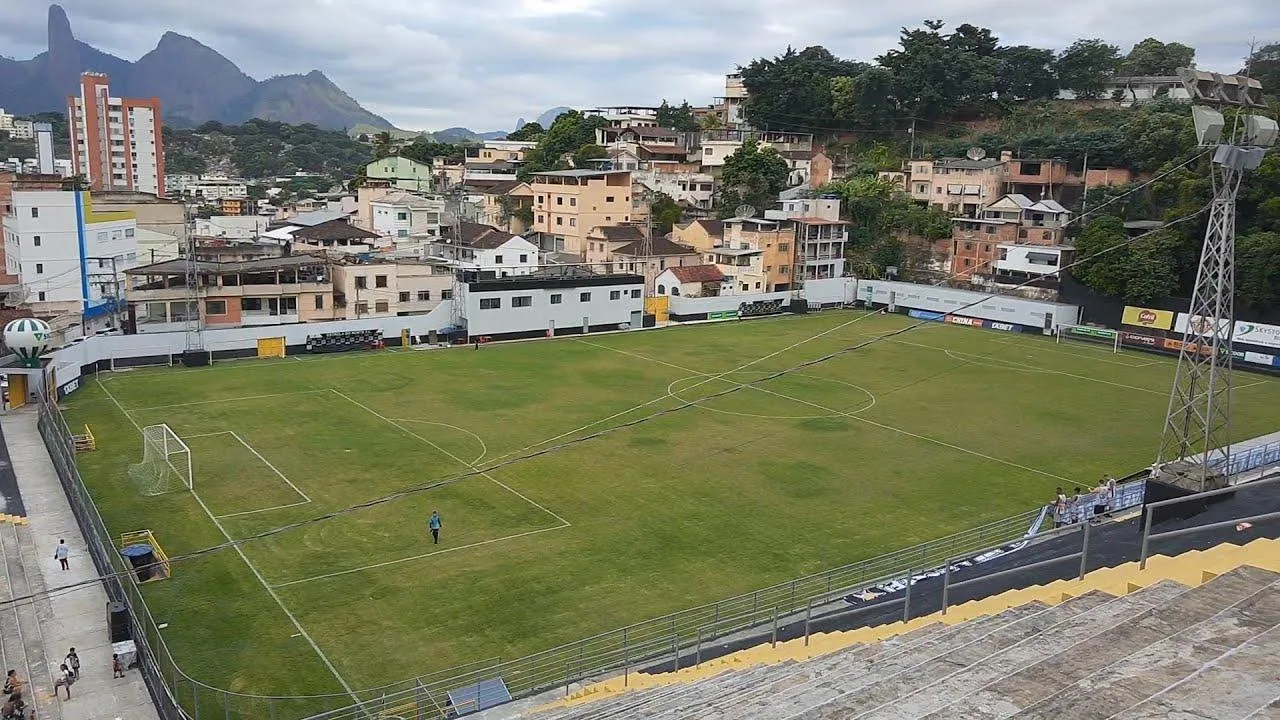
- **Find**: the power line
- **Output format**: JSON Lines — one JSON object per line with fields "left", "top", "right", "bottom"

{"left": 0, "top": 199, "right": 1212, "bottom": 611}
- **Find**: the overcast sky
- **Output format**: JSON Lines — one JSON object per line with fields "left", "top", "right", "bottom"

{"left": 2, "top": 0, "right": 1275, "bottom": 131}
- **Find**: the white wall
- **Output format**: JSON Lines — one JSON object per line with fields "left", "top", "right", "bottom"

{"left": 128, "top": 106, "right": 161, "bottom": 196}
{"left": 474, "top": 238, "right": 540, "bottom": 277}
{"left": 856, "top": 279, "right": 1081, "bottom": 329}
{"left": 463, "top": 281, "right": 643, "bottom": 336}
{"left": 996, "top": 245, "right": 1064, "bottom": 275}
{"left": 803, "top": 277, "right": 855, "bottom": 304}
{"left": 669, "top": 290, "right": 791, "bottom": 316}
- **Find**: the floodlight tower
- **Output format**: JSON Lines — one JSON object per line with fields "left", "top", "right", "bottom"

{"left": 1154, "top": 69, "right": 1277, "bottom": 492}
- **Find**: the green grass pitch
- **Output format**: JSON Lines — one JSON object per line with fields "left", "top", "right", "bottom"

{"left": 61, "top": 311, "right": 1280, "bottom": 707}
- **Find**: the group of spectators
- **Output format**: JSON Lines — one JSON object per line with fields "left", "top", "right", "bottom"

{"left": 1052, "top": 477, "right": 1119, "bottom": 528}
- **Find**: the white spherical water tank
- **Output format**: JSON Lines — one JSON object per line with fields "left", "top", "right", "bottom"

{"left": 4, "top": 317, "right": 53, "bottom": 368}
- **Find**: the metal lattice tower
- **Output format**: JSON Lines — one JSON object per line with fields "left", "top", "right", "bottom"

{"left": 1154, "top": 161, "right": 1241, "bottom": 491}
{"left": 183, "top": 233, "right": 205, "bottom": 352}
{"left": 1152, "top": 67, "right": 1275, "bottom": 492}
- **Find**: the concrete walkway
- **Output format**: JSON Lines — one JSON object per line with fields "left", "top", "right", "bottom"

{"left": 0, "top": 408, "right": 158, "bottom": 720}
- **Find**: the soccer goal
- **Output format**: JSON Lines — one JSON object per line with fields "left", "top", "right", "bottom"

{"left": 128, "top": 424, "right": 193, "bottom": 496}
{"left": 1056, "top": 324, "right": 1121, "bottom": 353}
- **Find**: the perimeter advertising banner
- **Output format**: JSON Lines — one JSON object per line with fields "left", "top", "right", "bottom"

{"left": 1122, "top": 306, "right": 1175, "bottom": 330}
{"left": 1120, "top": 331, "right": 1161, "bottom": 349}
{"left": 1174, "top": 313, "right": 1233, "bottom": 338}
{"left": 1234, "top": 321, "right": 1280, "bottom": 349}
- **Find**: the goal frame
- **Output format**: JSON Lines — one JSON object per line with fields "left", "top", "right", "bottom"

{"left": 1056, "top": 324, "right": 1121, "bottom": 353}
{"left": 133, "top": 424, "right": 193, "bottom": 494}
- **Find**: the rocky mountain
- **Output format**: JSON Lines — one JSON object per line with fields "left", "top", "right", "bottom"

{"left": 0, "top": 4, "right": 393, "bottom": 131}
{"left": 432, "top": 127, "right": 508, "bottom": 143}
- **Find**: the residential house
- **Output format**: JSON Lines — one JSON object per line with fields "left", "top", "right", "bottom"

{"left": 126, "top": 255, "right": 335, "bottom": 332}
{"left": 4, "top": 189, "right": 139, "bottom": 330}
{"left": 705, "top": 243, "right": 766, "bottom": 294}
{"left": 365, "top": 156, "right": 434, "bottom": 192}
{"left": 596, "top": 126, "right": 691, "bottom": 168}
{"left": 194, "top": 215, "right": 268, "bottom": 240}
{"left": 654, "top": 264, "right": 726, "bottom": 298}
{"left": 1057, "top": 76, "right": 1191, "bottom": 106}
{"left": 530, "top": 170, "right": 634, "bottom": 256}
{"left": 432, "top": 222, "right": 540, "bottom": 276}
{"left": 431, "top": 157, "right": 465, "bottom": 188}
{"left": 905, "top": 157, "right": 1007, "bottom": 217}
{"left": 463, "top": 161, "right": 519, "bottom": 183}
{"left": 370, "top": 191, "right": 444, "bottom": 240}
{"left": 584, "top": 106, "right": 660, "bottom": 128}
{"left": 633, "top": 169, "right": 715, "bottom": 213}
{"left": 764, "top": 197, "right": 849, "bottom": 283}
{"left": 695, "top": 129, "right": 814, "bottom": 170}
{"left": 672, "top": 219, "right": 724, "bottom": 252}
{"left": 188, "top": 177, "right": 248, "bottom": 201}
{"left": 460, "top": 181, "right": 535, "bottom": 234}
{"left": 467, "top": 140, "right": 537, "bottom": 164}
{"left": 948, "top": 193, "right": 1071, "bottom": 281}
{"left": 713, "top": 72, "right": 750, "bottom": 129}
{"left": 723, "top": 217, "right": 794, "bottom": 292}
{"left": 219, "top": 196, "right": 251, "bottom": 216}
{"left": 290, "top": 218, "right": 382, "bottom": 255}
{"left": 330, "top": 257, "right": 454, "bottom": 319}
{"left": 583, "top": 225, "right": 700, "bottom": 287}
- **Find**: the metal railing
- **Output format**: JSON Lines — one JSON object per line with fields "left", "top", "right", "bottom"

{"left": 40, "top": 386, "right": 1279, "bottom": 720}
{"left": 1210, "top": 441, "right": 1280, "bottom": 478}
{"left": 1140, "top": 472, "right": 1280, "bottom": 569}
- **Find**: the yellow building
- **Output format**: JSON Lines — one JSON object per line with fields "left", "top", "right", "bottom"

{"left": 530, "top": 170, "right": 634, "bottom": 257}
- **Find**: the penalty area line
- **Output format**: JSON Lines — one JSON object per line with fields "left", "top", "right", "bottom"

{"left": 269, "top": 524, "right": 569, "bottom": 588}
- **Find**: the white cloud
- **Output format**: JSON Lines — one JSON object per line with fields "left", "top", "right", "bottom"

{"left": 1, "top": 0, "right": 1275, "bottom": 130}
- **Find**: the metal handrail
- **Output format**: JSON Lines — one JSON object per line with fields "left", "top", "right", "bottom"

{"left": 1140, "top": 472, "right": 1280, "bottom": 568}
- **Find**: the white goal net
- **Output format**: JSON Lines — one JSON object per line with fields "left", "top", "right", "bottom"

{"left": 1056, "top": 324, "right": 1121, "bottom": 353}
{"left": 128, "top": 424, "right": 193, "bottom": 496}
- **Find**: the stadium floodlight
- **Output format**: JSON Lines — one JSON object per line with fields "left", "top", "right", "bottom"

{"left": 1191, "top": 106, "right": 1225, "bottom": 146}
{"left": 1243, "top": 115, "right": 1278, "bottom": 148}
{"left": 1176, "top": 68, "right": 1265, "bottom": 107}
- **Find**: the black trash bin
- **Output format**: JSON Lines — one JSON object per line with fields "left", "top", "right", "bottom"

{"left": 121, "top": 544, "right": 159, "bottom": 582}
{"left": 107, "top": 601, "right": 130, "bottom": 644}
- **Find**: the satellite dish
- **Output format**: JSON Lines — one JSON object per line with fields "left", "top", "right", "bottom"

{"left": 734, "top": 204, "right": 757, "bottom": 219}
{"left": 966, "top": 147, "right": 987, "bottom": 161}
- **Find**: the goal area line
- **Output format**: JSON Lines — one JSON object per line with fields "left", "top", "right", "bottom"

{"left": 181, "top": 430, "right": 314, "bottom": 519}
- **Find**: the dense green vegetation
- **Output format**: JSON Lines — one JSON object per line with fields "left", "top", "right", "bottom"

{"left": 64, "top": 313, "right": 1280, "bottom": 713}
{"left": 163, "top": 120, "right": 373, "bottom": 178}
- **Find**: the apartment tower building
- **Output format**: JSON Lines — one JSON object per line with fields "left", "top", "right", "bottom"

{"left": 67, "top": 72, "right": 166, "bottom": 196}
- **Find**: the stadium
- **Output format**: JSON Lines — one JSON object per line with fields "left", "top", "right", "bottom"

{"left": 39, "top": 306, "right": 1280, "bottom": 719}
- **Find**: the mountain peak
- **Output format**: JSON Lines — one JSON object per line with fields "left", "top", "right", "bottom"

{"left": 47, "top": 4, "right": 75, "bottom": 55}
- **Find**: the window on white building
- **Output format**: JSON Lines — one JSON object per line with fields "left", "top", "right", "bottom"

{"left": 33, "top": 235, "right": 40, "bottom": 247}
{"left": 480, "top": 298, "right": 501, "bottom": 309}
{"left": 418, "top": 291, "right": 430, "bottom": 301}
{"left": 513, "top": 296, "right": 532, "bottom": 308}
{"left": 519, "top": 254, "right": 528, "bottom": 263}
{"left": 375, "top": 301, "right": 389, "bottom": 313}
{"left": 556, "top": 217, "right": 563, "bottom": 226}
{"left": 494, "top": 255, "right": 504, "bottom": 264}
{"left": 442, "top": 289, "right": 453, "bottom": 300}
{"left": 37, "top": 292, "right": 46, "bottom": 301}
{"left": 375, "top": 275, "right": 388, "bottom": 288}
{"left": 550, "top": 294, "right": 563, "bottom": 304}
{"left": 397, "top": 212, "right": 408, "bottom": 220}
{"left": 35, "top": 263, "right": 43, "bottom": 274}
{"left": 399, "top": 292, "right": 411, "bottom": 302}
{"left": 315, "top": 295, "right": 324, "bottom": 310}
{"left": 631, "top": 289, "right": 641, "bottom": 298}
{"left": 610, "top": 290, "right": 621, "bottom": 300}
{"left": 579, "top": 292, "right": 591, "bottom": 302}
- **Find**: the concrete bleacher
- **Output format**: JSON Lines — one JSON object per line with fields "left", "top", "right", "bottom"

{"left": 528, "top": 538, "right": 1280, "bottom": 719}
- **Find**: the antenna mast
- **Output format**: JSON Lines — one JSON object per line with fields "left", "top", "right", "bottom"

{"left": 183, "top": 230, "right": 204, "bottom": 355}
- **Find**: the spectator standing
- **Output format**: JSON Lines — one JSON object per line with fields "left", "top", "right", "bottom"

{"left": 112, "top": 654, "right": 124, "bottom": 679}
{"left": 53, "top": 663, "right": 72, "bottom": 699}
{"left": 1092, "top": 480, "right": 1110, "bottom": 524}
{"left": 1053, "top": 487, "right": 1068, "bottom": 528}
{"left": 2, "top": 671, "right": 21, "bottom": 696}
{"left": 65, "top": 648, "right": 79, "bottom": 679}
{"left": 1070, "top": 488, "right": 1084, "bottom": 524}
{"left": 54, "top": 539, "right": 69, "bottom": 571}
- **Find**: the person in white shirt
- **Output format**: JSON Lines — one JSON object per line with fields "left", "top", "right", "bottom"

{"left": 54, "top": 539, "right": 69, "bottom": 571}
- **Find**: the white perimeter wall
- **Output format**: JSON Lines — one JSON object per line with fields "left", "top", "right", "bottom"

{"left": 463, "top": 283, "right": 644, "bottom": 336}
{"left": 857, "top": 280, "right": 1081, "bottom": 329}
{"left": 668, "top": 291, "right": 792, "bottom": 316}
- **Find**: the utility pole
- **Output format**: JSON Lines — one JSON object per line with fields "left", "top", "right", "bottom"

{"left": 1079, "top": 152, "right": 1090, "bottom": 221}
{"left": 907, "top": 117, "right": 917, "bottom": 160}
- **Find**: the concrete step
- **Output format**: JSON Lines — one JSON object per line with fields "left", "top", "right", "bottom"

{"left": 1111, "top": 624, "right": 1280, "bottom": 720}
{"left": 0, "top": 521, "right": 58, "bottom": 720}
{"left": 733, "top": 603, "right": 1052, "bottom": 718}
{"left": 856, "top": 585, "right": 1184, "bottom": 720}
{"left": 812, "top": 590, "right": 1124, "bottom": 720}
{"left": 922, "top": 566, "right": 1280, "bottom": 720}
{"left": 1013, "top": 577, "right": 1280, "bottom": 719}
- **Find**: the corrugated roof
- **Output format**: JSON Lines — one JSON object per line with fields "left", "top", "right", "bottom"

{"left": 289, "top": 209, "right": 351, "bottom": 227}
{"left": 594, "top": 225, "right": 647, "bottom": 242}
{"left": 126, "top": 255, "right": 328, "bottom": 276}
{"left": 292, "top": 219, "right": 381, "bottom": 242}
{"left": 612, "top": 236, "right": 699, "bottom": 257}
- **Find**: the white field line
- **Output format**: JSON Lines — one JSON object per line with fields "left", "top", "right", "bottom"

{"left": 125, "top": 389, "right": 330, "bottom": 411}
{"left": 492, "top": 314, "right": 886, "bottom": 462}
{"left": 228, "top": 431, "right": 311, "bottom": 503}
{"left": 95, "top": 378, "right": 359, "bottom": 703}
{"left": 888, "top": 338, "right": 1170, "bottom": 396}
{"left": 269, "top": 525, "right": 568, "bottom": 589}
{"left": 328, "top": 389, "right": 571, "bottom": 527}
{"left": 1236, "top": 379, "right": 1271, "bottom": 390}
{"left": 387, "top": 418, "right": 489, "bottom": 465}
{"left": 987, "top": 336, "right": 1161, "bottom": 367}
{"left": 585, "top": 342, "right": 1072, "bottom": 484}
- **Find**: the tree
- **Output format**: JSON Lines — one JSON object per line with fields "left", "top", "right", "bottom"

{"left": 1072, "top": 216, "right": 1178, "bottom": 302}
{"left": 572, "top": 144, "right": 608, "bottom": 168}
{"left": 649, "top": 193, "right": 684, "bottom": 235}
{"left": 1237, "top": 231, "right": 1280, "bottom": 311}
{"left": 718, "top": 140, "right": 789, "bottom": 215}
{"left": 995, "top": 45, "right": 1059, "bottom": 100}
{"left": 400, "top": 140, "right": 464, "bottom": 165}
{"left": 700, "top": 113, "right": 724, "bottom": 131}
{"left": 740, "top": 46, "right": 868, "bottom": 130}
{"left": 372, "top": 131, "right": 395, "bottom": 159}
{"left": 507, "top": 122, "right": 545, "bottom": 142}
{"left": 1056, "top": 39, "right": 1121, "bottom": 98}
{"left": 655, "top": 100, "right": 700, "bottom": 132}
{"left": 877, "top": 20, "right": 1002, "bottom": 120}
{"left": 521, "top": 110, "right": 609, "bottom": 177}
{"left": 1242, "top": 43, "right": 1280, "bottom": 100}
{"left": 1121, "top": 106, "right": 1194, "bottom": 172}
{"left": 1120, "top": 38, "right": 1196, "bottom": 76}
{"left": 830, "top": 68, "right": 898, "bottom": 130}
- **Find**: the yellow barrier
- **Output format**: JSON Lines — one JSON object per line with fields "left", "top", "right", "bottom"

{"left": 119, "top": 529, "right": 172, "bottom": 582}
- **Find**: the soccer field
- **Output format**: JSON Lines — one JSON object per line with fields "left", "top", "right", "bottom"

{"left": 61, "top": 311, "right": 1280, "bottom": 711}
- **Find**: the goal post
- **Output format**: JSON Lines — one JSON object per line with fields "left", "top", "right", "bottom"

{"left": 128, "top": 424, "right": 193, "bottom": 496}
{"left": 1056, "top": 324, "right": 1121, "bottom": 353}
